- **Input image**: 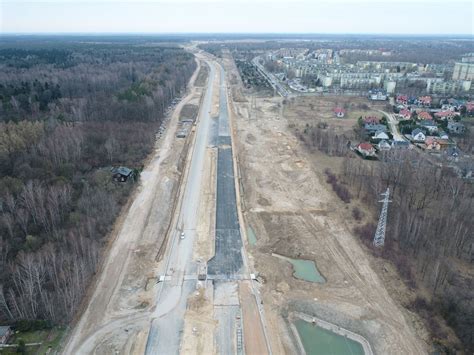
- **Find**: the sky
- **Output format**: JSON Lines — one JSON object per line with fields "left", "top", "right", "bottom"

{"left": 1, "top": 0, "right": 473, "bottom": 35}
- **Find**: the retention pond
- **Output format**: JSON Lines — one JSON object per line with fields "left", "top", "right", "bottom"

{"left": 272, "top": 253, "right": 325, "bottom": 283}
{"left": 294, "top": 319, "right": 366, "bottom": 355}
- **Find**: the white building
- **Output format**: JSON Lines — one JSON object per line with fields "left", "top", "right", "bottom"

{"left": 452, "top": 62, "right": 474, "bottom": 80}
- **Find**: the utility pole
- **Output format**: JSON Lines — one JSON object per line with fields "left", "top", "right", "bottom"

{"left": 373, "top": 187, "right": 391, "bottom": 247}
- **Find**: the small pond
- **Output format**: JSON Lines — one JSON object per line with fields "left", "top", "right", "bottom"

{"left": 295, "top": 319, "right": 365, "bottom": 355}
{"left": 273, "top": 254, "right": 326, "bottom": 283}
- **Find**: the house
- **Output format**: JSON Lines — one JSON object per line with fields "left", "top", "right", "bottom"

{"left": 0, "top": 326, "right": 12, "bottom": 344}
{"left": 333, "top": 107, "right": 346, "bottom": 118}
{"left": 441, "top": 104, "right": 456, "bottom": 111}
{"left": 465, "top": 101, "right": 474, "bottom": 114}
{"left": 111, "top": 167, "right": 135, "bottom": 182}
{"left": 364, "top": 123, "right": 388, "bottom": 133}
{"left": 356, "top": 142, "right": 377, "bottom": 157}
{"left": 398, "top": 108, "right": 411, "bottom": 120}
{"left": 417, "top": 111, "right": 433, "bottom": 120}
{"left": 373, "top": 130, "right": 389, "bottom": 140}
{"left": 411, "top": 128, "right": 426, "bottom": 142}
{"left": 369, "top": 90, "right": 387, "bottom": 101}
{"left": 419, "top": 120, "right": 438, "bottom": 133}
{"left": 391, "top": 140, "right": 410, "bottom": 150}
{"left": 425, "top": 137, "right": 441, "bottom": 150}
{"left": 447, "top": 121, "right": 466, "bottom": 134}
{"left": 396, "top": 94, "right": 408, "bottom": 105}
{"left": 444, "top": 147, "right": 463, "bottom": 161}
{"left": 363, "top": 116, "right": 381, "bottom": 125}
{"left": 438, "top": 130, "right": 449, "bottom": 139}
{"left": 434, "top": 111, "right": 457, "bottom": 120}
{"left": 417, "top": 96, "right": 432, "bottom": 107}
{"left": 377, "top": 139, "right": 391, "bottom": 151}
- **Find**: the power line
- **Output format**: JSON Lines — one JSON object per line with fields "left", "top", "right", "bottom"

{"left": 373, "top": 187, "right": 391, "bottom": 247}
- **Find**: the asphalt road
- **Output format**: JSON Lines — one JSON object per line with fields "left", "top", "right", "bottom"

{"left": 145, "top": 58, "right": 216, "bottom": 355}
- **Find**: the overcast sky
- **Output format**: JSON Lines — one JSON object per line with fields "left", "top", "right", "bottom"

{"left": 1, "top": 0, "right": 473, "bottom": 35}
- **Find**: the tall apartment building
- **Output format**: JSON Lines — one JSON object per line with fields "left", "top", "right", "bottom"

{"left": 452, "top": 62, "right": 474, "bottom": 80}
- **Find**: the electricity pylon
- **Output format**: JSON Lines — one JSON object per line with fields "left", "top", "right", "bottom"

{"left": 373, "top": 187, "right": 391, "bottom": 247}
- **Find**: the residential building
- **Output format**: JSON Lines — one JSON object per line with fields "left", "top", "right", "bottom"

{"left": 417, "top": 96, "right": 432, "bottom": 107}
{"left": 452, "top": 62, "right": 474, "bottom": 80}
{"left": 333, "top": 107, "right": 346, "bottom": 118}
{"left": 391, "top": 140, "right": 410, "bottom": 150}
{"left": 435, "top": 111, "right": 458, "bottom": 120}
{"left": 412, "top": 128, "right": 426, "bottom": 142}
{"left": 417, "top": 111, "right": 433, "bottom": 120}
{"left": 398, "top": 108, "right": 411, "bottom": 120}
{"left": 419, "top": 120, "right": 438, "bottom": 133}
{"left": 425, "top": 137, "right": 441, "bottom": 150}
{"left": 447, "top": 121, "right": 466, "bottom": 134}
{"left": 374, "top": 130, "right": 389, "bottom": 140}
{"left": 364, "top": 123, "right": 388, "bottom": 133}
{"left": 377, "top": 140, "right": 391, "bottom": 151}
{"left": 356, "top": 142, "right": 376, "bottom": 157}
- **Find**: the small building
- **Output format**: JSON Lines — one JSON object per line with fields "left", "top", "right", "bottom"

{"left": 333, "top": 107, "right": 346, "bottom": 118}
{"left": 438, "top": 130, "right": 449, "bottom": 140}
{"left": 444, "top": 147, "right": 463, "bottom": 161}
{"left": 391, "top": 140, "right": 410, "bottom": 150}
{"left": 0, "top": 326, "right": 12, "bottom": 344}
{"left": 373, "top": 130, "right": 389, "bottom": 140}
{"left": 377, "top": 140, "right": 391, "bottom": 151}
{"left": 447, "top": 121, "right": 466, "bottom": 134}
{"left": 412, "top": 128, "right": 426, "bottom": 142}
{"left": 419, "top": 120, "right": 438, "bottom": 133}
{"left": 425, "top": 137, "right": 441, "bottom": 150}
{"left": 434, "top": 111, "right": 457, "bottom": 120}
{"left": 417, "top": 111, "right": 433, "bottom": 120}
{"left": 356, "top": 142, "right": 377, "bottom": 157}
{"left": 398, "top": 108, "right": 411, "bottom": 120}
{"left": 417, "top": 96, "right": 432, "bottom": 107}
{"left": 111, "top": 167, "right": 135, "bottom": 182}
{"left": 363, "top": 116, "right": 381, "bottom": 125}
{"left": 364, "top": 123, "right": 388, "bottom": 133}
{"left": 368, "top": 90, "right": 387, "bottom": 101}
{"left": 396, "top": 94, "right": 408, "bottom": 105}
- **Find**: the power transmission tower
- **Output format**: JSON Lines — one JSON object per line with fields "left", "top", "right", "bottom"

{"left": 373, "top": 187, "right": 391, "bottom": 247}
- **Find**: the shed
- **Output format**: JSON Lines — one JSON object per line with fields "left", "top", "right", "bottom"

{"left": 111, "top": 167, "right": 135, "bottom": 182}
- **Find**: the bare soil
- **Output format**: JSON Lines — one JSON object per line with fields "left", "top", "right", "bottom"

{"left": 221, "top": 54, "right": 430, "bottom": 354}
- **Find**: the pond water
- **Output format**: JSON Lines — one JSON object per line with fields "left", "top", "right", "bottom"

{"left": 273, "top": 254, "right": 325, "bottom": 283}
{"left": 247, "top": 226, "right": 257, "bottom": 245}
{"left": 295, "top": 319, "right": 365, "bottom": 355}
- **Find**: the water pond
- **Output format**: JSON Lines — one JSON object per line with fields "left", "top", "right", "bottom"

{"left": 295, "top": 319, "right": 365, "bottom": 355}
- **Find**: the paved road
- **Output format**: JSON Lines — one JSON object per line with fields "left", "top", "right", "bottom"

{"left": 145, "top": 57, "right": 216, "bottom": 354}
{"left": 379, "top": 110, "right": 406, "bottom": 141}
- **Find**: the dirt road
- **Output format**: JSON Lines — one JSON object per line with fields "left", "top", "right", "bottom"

{"left": 62, "top": 56, "right": 204, "bottom": 355}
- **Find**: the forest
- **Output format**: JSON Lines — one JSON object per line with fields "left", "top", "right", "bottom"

{"left": 0, "top": 38, "right": 196, "bottom": 325}
{"left": 299, "top": 126, "right": 473, "bottom": 352}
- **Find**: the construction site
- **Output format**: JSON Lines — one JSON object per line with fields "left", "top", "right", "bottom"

{"left": 59, "top": 45, "right": 430, "bottom": 355}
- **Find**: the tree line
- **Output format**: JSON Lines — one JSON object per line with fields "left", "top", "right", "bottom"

{"left": 0, "top": 41, "right": 196, "bottom": 325}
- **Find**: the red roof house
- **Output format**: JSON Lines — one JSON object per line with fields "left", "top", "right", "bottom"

{"left": 333, "top": 107, "right": 346, "bottom": 118}
{"left": 417, "top": 111, "right": 432, "bottom": 120}
{"left": 398, "top": 108, "right": 411, "bottom": 119}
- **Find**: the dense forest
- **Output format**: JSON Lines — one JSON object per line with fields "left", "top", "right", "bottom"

{"left": 0, "top": 39, "right": 196, "bottom": 325}
{"left": 299, "top": 126, "right": 473, "bottom": 352}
